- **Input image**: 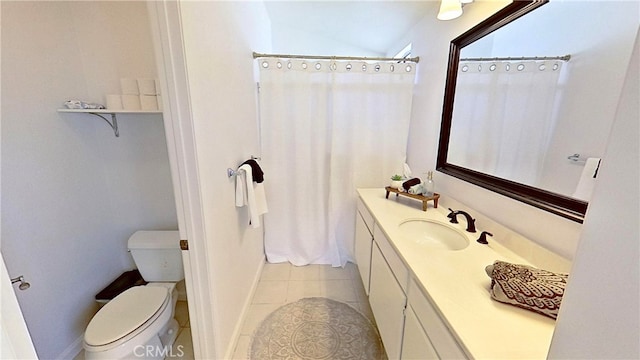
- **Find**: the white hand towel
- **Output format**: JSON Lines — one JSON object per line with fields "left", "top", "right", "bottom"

{"left": 235, "top": 168, "right": 247, "bottom": 208}
{"left": 572, "top": 157, "right": 601, "bottom": 201}
{"left": 235, "top": 164, "right": 268, "bottom": 228}
{"left": 253, "top": 182, "right": 268, "bottom": 215}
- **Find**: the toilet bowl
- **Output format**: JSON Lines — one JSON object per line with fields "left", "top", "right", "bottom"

{"left": 83, "top": 283, "right": 179, "bottom": 360}
{"left": 83, "top": 231, "right": 183, "bottom": 360}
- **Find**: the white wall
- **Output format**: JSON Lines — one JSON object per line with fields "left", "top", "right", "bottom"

{"left": 271, "top": 23, "right": 381, "bottom": 56}
{"left": 1, "top": 2, "right": 177, "bottom": 358}
{"left": 549, "top": 29, "right": 639, "bottom": 359}
{"left": 177, "top": 2, "right": 271, "bottom": 358}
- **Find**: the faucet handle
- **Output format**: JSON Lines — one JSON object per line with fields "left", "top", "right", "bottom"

{"left": 477, "top": 231, "right": 493, "bottom": 244}
{"left": 447, "top": 208, "right": 459, "bottom": 223}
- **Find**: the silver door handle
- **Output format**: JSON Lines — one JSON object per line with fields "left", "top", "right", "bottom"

{"left": 11, "top": 275, "right": 30, "bottom": 290}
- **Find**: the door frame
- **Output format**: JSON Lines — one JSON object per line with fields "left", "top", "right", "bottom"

{"left": 147, "top": 1, "right": 218, "bottom": 358}
{"left": 0, "top": 254, "right": 38, "bottom": 359}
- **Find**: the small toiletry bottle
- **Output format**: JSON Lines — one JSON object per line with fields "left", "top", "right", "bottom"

{"left": 423, "top": 171, "right": 435, "bottom": 197}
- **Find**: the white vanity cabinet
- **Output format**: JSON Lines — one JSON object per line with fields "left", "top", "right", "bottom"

{"left": 355, "top": 199, "right": 375, "bottom": 294}
{"left": 403, "top": 279, "right": 467, "bottom": 359}
{"left": 369, "top": 225, "right": 411, "bottom": 359}
{"left": 369, "top": 243, "right": 406, "bottom": 359}
{"left": 356, "top": 189, "right": 563, "bottom": 359}
{"left": 401, "top": 305, "right": 439, "bottom": 360}
{"left": 355, "top": 196, "right": 468, "bottom": 360}
{"left": 373, "top": 226, "right": 409, "bottom": 292}
{"left": 409, "top": 279, "right": 467, "bottom": 359}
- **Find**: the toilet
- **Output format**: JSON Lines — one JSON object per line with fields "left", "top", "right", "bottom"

{"left": 83, "top": 231, "right": 184, "bottom": 360}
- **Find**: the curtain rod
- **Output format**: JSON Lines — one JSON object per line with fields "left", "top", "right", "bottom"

{"left": 252, "top": 51, "right": 420, "bottom": 63}
{"left": 460, "top": 54, "right": 571, "bottom": 62}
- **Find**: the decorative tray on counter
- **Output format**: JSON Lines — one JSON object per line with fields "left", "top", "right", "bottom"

{"left": 384, "top": 186, "right": 440, "bottom": 211}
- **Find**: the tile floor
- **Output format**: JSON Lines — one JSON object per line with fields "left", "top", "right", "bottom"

{"left": 75, "top": 262, "right": 372, "bottom": 360}
{"left": 231, "top": 262, "right": 375, "bottom": 359}
{"left": 172, "top": 300, "right": 194, "bottom": 359}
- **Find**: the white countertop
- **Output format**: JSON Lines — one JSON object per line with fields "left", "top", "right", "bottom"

{"left": 357, "top": 188, "right": 558, "bottom": 359}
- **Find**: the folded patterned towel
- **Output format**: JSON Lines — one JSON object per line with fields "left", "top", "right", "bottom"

{"left": 402, "top": 178, "right": 421, "bottom": 191}
{"left": 485, "top": 261, "right": 568, "bottom": 319}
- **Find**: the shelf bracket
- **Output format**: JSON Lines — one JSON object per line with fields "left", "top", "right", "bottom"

{"left": 89, "top": 112, "right": 119, "bottom": 137}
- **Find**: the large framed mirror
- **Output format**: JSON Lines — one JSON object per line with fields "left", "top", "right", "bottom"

{"left": 437, "top": 0, "right": 638, "bottom": 223}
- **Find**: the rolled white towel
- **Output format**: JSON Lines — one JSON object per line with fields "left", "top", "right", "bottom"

{"left": 408, "top": 183, "right": 424, "bottom": 195}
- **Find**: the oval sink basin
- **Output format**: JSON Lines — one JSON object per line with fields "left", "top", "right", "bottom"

{"left": 399, "top": 219, "right": 469, "bottom": 251}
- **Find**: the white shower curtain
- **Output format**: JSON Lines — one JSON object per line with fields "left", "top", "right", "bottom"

{"left": 258, "top": 59, "right": 415, "bottom": 266}
{"left": 449, "top": 60, "right": 564, "bottom": 187}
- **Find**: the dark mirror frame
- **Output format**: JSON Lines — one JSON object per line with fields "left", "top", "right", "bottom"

{"left": 436, "top": 0, "right": 587, "bottom": 223}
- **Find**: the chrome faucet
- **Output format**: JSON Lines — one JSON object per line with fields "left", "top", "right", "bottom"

{"left": 448, "top": 210, "right": 477, "bottom": 233}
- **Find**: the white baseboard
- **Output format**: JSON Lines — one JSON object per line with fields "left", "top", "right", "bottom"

{"left": 224, "top": 256, "right": 266, "bottom": 360}
{"left": 55, "top": 334, "right": 83, "bottom": 360}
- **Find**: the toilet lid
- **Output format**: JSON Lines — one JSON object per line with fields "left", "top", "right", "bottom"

{"left": 85, "top": 286, "right": 168, "bottom": 346}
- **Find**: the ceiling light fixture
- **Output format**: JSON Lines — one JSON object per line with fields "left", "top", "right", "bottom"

{"left": 437, "top": 0, "right": 473, "bottom": 21}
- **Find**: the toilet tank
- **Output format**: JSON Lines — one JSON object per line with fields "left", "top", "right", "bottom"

{"left": 128, "top": 231, "right": 184, "bottom": 282}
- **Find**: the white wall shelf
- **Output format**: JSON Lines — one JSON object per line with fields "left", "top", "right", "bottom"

{"left": 57, "top": 109, "right": 163, "bottom": 137}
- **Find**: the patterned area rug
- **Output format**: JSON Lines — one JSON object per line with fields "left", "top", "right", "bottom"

{"left": 249, "top": 297, "right": 386, "bottom": 359}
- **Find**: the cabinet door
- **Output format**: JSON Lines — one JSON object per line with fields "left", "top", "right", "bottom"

{"left": 401, "top": 305, "right": 439, "bottom": 360}
{"left": 373, "top": 226, "right": 409, "bottom": 293}
{"left": 408, "top": 280, "right": 467, "bottom": 359}
{"left": 370, "top": 244, "right": 406, "bottom": 360}
{"left": 354, "top": 210, "right": 373, "bottom": 294}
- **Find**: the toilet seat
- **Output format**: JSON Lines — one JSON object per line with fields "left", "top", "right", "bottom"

{"left": 85, "top": 286, "right": 169, "bottom": 348}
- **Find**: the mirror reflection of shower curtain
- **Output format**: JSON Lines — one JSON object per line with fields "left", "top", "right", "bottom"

{"left": 449, "top": 60, "right": 564, "bottom": 187}
{"left": 258, "top": 59, "right": 415, "bottom": 267}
